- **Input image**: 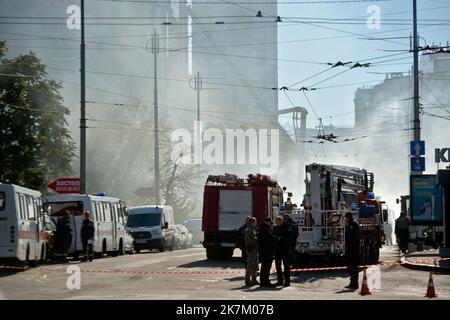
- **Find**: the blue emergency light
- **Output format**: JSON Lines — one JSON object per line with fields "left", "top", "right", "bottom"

{"left": 96, "top": 192, "right": 106, "bottom": 196}
{"left": 367, "top": 192, "right": 375, "bottom": 199}
{"left": 351, "top": 203, "right": 357, "bottom": 210}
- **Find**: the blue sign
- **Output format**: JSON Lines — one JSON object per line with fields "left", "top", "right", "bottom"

{"left": 410, "top": 175, "right": 443, "bottom": 225}
{"left": 411, "top": 156, "right": 425, "bottom": 172}
{"left": 410, "top": 140, "right": 425, "bottom": 157}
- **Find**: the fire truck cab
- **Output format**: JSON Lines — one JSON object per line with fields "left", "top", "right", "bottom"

{"left": 202, "top": 174, "right": 283, "bottom": 260}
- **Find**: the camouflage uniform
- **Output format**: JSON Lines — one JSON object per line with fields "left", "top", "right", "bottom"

{"left": 244, "top": 226, "right": 258, "bottom": 285}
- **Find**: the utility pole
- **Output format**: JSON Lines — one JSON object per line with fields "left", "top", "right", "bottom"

{"left": 195, "top": 71, "right": 202, "bottom": 121}
{"left": 80, "top": 0, "right": 86, "bottom": 194}
{"left": 413, "top": 0, "right": 420, "bottom": 142}
{"left": 151, "top": 30, "right": 160, "bottom": 205}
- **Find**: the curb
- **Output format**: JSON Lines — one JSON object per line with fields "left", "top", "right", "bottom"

{"left": 400, "top": 254, "right": 450, "bottom": 273}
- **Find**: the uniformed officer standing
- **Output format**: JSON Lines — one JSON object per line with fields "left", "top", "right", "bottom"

{"left": 344, "top": 212, "right": 360, "bottom": 290}
{"left": 55, "top": 211, "right": 72, "bottom": 262}
{"left": 395, "top": 211, "right": 410, "bottom": 253}
{"left": 81, "top": 211, "right": 95, "bottom": 262}
{"left": 273, "top": 216, "right": 291, "bottom": 287}
{"left": 284, "top": 214, "right": 298, "bottom": 266}
{"left": 258, "top": 217, "right": 276, "bottom": 288}
{"left": 244, "top": 217, "right": 259, "bottom": 286}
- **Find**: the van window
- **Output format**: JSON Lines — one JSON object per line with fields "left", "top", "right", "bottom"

{"left": 90, "top": 201, "right": 96, "bottom": 220}
{"left": 96, "top": 202, "right": 103, "bottom": 222}
{"left": 18, "top": 194, "right": 24, "bottom": 219}
{"left": 111, "top": 204, "right": 117, "bottom": 222}
{"left": 116, "top": 203, "right": 123, "bottom": 224}
{"left": 20, "top": 194, "right": 28, "bottom": 219}
{"left": 127, "top": 213, "right": 161, "bottom": 228}
{"left": 103, "top": 202, "right": 112, "bottom": 222}
{"left": 32, "top": 198, "right": 39, "bottom": 221}
{"left": 0, "top": 192, "right": 5, "bottom": 210}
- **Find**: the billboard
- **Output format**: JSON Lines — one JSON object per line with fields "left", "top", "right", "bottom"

{"left": 410, "top": 175, "right": 443, "bottom": 225}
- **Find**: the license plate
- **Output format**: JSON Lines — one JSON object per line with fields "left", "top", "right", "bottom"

{"left": 135, "top": 239, "right": 147, "bottom": 244}
{"left": 221, "top": 243, "right": 235, "bottom": 248}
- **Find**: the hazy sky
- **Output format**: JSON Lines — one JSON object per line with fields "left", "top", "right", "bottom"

{"left": 277, "top": 0, "right": 450, "bottom": 129}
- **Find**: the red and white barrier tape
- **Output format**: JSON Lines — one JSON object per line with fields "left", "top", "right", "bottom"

{"left": 0, "top": 257, "right": 449, "bottom": 276}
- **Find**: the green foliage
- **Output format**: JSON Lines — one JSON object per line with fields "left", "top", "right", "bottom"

{"left": 0, "top": 42, "right": 76, "bottom": 191}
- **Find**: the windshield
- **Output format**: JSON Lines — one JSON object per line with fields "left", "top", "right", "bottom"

{"left": 127, "top": 213, "right": 161, "bottom": 227}
{"left": 44, "top": 201, "right": 83, "bottom": 217}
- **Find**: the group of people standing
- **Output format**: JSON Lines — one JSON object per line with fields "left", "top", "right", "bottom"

{"left": 54, "top": 210, "right": 96, "bottom": 262}
{"left": 240, "top": 214, "right": 298, "bottom": 288}
{"left": 240, "top": 211, "right": 363, "bottom": 291}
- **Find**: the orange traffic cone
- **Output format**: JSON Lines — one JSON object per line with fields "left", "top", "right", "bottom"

{"left": 425, "top": 272, "right": 437, "bottom": 298}
{"left": 360, "top": 269, "right": 371, "bottom": 296}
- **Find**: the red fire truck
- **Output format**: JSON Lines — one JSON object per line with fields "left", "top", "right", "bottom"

{"left": 202, "top": 173, "right": 283, "bottom": 260}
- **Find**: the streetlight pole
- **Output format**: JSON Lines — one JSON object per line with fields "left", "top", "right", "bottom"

{"left": 413, "top": 0, "right": 420, "bottom": 142}
{"left": 151, "top": 30, "right": 160, "bottom": 205}
{"left": 80, "top": 0, "right": 86, "bottom": 194}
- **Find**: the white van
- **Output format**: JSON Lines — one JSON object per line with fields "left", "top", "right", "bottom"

{"left": 43, "top": 194, "right": 127, "bottom": 258}
{"left": 0, "top": 184, "right": 47, "bottom": 265}
{"left": 126, "top": 205, "right": 176, "bottom": 252}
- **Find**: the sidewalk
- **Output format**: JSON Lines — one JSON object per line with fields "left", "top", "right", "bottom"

{"left": 401, "top": 248, "right": 450, "bottom": 272}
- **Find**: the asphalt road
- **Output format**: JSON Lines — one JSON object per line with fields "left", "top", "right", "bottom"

{"left": 0, "top": 245, "right": 449, "bottom": 300}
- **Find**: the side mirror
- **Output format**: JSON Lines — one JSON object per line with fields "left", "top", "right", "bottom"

{"left": 164, "top": 222, "right": 169, "bottom": 229}
{"left": 396, "top": 198, "right": 399, "bottom": 204}
{"left": 288, "top": 192, "right": 293, "bottom": 197}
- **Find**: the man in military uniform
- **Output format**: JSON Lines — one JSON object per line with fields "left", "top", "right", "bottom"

{"left": 244, "top": 217, "right": 259, "bottom": 286}
{"left": 239, "top": 216, "right": 251, "bottom": 268}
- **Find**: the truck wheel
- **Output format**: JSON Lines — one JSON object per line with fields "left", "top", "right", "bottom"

{"left": 118, "top": 239, "right": 125, "bottom": 256}
{"left": 40, "top": 244, "right": 46, "bottom": 262}
{"left": 221, "top": 248, "right": 234, "bottom": 259}
{"left": 206, "top": 247, "right": 220, "bottom": 260}
{"left": 26, "top": 245, "right": 38, "bottom": 267}
{"left": 169, "top": 239, "right": 175, "bottom": 251}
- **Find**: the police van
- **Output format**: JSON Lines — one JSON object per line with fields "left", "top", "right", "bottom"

{"left": 126, "top": 205, "right": 176, "bottom": 253}
{"left": 0, "top": 184, "right": 48, "bottom": 265}
{"left": 43, "top": 193, "right": 127, "bottom": 258}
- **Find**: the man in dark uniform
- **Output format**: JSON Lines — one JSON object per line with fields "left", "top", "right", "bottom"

{"left": 395, "top": 211, "right": 410, "bottom": 253}
{"left": 55, "top": 211, "right": 72, "bottom": 262}
{"left": 273, "top": 216, "right": 291, "bottom": 287}
{"left": 80, "top": 211, "right": 95, "bottom": 262}
{"left": 284, "top": 214, "right": 298, "bottom": 266}
{"left": 258, "top": 217, "right": 275, "bottom": 288}
{"left": 344, "top": 212, "right": 360, "bottom": 290}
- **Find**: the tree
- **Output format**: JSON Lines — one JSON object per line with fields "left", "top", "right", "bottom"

{"left": 159, "top": 139, "right": 204, "bottom": 223}
{"left": 0, "top": 42, "right": 75, "bottom": 191}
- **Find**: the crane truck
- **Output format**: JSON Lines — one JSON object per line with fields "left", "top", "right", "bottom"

{"left": 292, "top": 163, "right": 389, "bottom": 265}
